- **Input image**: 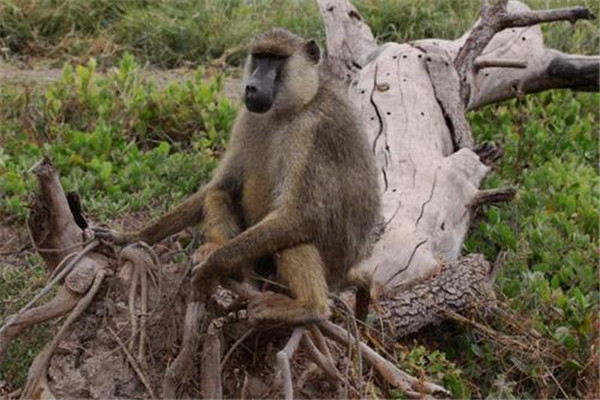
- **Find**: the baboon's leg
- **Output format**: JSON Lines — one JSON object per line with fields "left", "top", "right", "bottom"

{"left": 248, "top": 244, "right": 330, "bottom": 324}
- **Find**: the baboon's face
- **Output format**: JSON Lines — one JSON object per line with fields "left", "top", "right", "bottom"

{"left": 243, "top": 38, "right": 321, "bottom": 114}
{"left": 244, "top": 53, "right": 287, "bottom": 113}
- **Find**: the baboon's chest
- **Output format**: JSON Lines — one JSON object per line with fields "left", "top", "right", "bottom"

{"left": 241, "top": 141, "right": 286, "bottom": 226}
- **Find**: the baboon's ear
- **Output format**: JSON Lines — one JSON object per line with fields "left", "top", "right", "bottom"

{"left": 304, "top": 39, "right": 321, "bottom": 63}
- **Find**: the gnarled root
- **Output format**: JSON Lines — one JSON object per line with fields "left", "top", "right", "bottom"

{"left": 21, "top": 269, "right": 107, "bottom": 399}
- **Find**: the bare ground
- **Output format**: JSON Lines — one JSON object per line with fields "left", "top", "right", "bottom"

{"left": 0, "top": 62, "right": 241, "bottom": 100}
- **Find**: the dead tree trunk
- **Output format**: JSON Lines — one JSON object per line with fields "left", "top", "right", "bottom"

{"left": 317, "top": 0, "right": 597, "bottom": 330}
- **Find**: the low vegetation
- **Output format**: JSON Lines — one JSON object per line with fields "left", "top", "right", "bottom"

{"left": 0, "top": 0, "right": 597, "bottom": 397}
{"left": 1, "top": 0, "right": 597, "bottom": 67}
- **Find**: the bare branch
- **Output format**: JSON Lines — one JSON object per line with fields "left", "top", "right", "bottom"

{"left": 474, "top": 141, "right": 503, "bottom": 166}
{"left": 318, "top": 321, "right": 450, "bottom": 398}
{"left": 474, "top": 58, "right": 527, "bottom": 69}
{"left": 469, "top": 50, "right": 599, "bottom": 110}
{"left": 472, "top": 187, "right": 517, "bottom": 207}
{"left": 455, "top": 0, "right": 595, "bottom": 104}
{"left": 504, "top": 6, "right": 594, "bottom": 28}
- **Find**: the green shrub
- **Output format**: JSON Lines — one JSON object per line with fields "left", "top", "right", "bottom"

{"left": 0, "top": 54, "right": 235, "bottom": 220}
{"left": 462, "top": 90, "right": 599, "bottom": 398}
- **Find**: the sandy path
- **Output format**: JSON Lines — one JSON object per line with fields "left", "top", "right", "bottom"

{"left": 0, "top": 63, "right": 241, "bottom": 100}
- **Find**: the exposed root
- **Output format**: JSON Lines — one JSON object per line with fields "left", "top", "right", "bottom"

{"left": 21, "top": 269, "right": 107, "bottom": 399}
{"left": 318, "top": 321, "right": 450, "bottom": 398}
{"left": 162, "top": 301, "right": 206, "bottom": 398}
{"left": 220, "top": 277, "right": 449, "bottom": 398}
{"left": 128, "top": 261, "right": 140, "bottom": 353}
{"left": 107, "top": 325, "right": 156, "bottom": 399}
{"left": 0, "top": 286, "right": 80, "bottom": 363}
{"left": 201, "top": 320, "right": 224, "bottom": 399}
{"left": 277, "top": 327, "right": 306, "bottom": 400}
{"left": 330, "top": 294, "right": 363, "bottom": 398}
{"left": 0, "top": 239, "right": 99, "bottom": 337}
{"left": 119, "top": 244, "right": 159, "bottom": 369}
{"left": 301, "top": 332, "right": 345, "bottom": 387}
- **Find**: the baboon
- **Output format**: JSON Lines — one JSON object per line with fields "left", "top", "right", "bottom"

{"left": 98, "top": 28, "right": 380, "bottom": 323}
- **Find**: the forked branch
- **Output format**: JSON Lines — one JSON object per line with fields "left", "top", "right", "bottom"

{"left": 455, "top": 0, "right": 595, "bottom": 103}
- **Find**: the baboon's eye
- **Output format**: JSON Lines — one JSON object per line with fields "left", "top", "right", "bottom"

{"left": 252, "top": 53, "right": 288, "bottom": 61}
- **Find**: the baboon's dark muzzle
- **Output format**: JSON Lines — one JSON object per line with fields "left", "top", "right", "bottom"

{"left": 244, "top": 59, "right": 279, "bottom": 113}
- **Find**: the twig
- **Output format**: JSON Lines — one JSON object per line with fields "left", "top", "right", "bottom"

{"left": 277, "top": 327, "right": 306, "bottom": 400}
{"left": 318, "top": 320, "right": 450, "bottom": 398}
{"left": 0, "top": 239, "right": 99, "bottom": 335}
{"left": 107, "top": 325, "right": 156, "bottom": 399}
{"left": 221, "top": 327, "right": 255, "bottom": 372}
{"left": 474, "top": 58, "right": 527, "bottom": 69}
{"left": 46, "top": 251, "right": 78, "bottom": 283}
{"left": 331, "top": 294, "right": 363, "bottom": 398}
{"left": 26, "top": 222, "right": 93, "bottom": 254}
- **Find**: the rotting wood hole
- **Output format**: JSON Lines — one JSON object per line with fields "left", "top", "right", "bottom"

{"left": 348, "top": 10, "right": 361, "bottom": 20}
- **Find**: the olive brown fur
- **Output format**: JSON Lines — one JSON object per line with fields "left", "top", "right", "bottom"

{"left": 97, "top": 28, "right": 380, "bottom": 324}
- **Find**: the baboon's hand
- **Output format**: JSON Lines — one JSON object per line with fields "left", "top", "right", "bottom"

{"left": 192, "top": 242, "right": 222, "bottom": 264}
{"left": 191, "top": 242, "right": 222, "bottom": 298}
{"left": 191, "top": 258, "right": 219, "bottom": 298}
{"left": 92, "top": 226, "right": 137, "bottom": 245}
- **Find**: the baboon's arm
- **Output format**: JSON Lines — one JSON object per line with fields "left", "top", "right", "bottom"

{"left": 119, "top": 187, "right": 208, "bottom": 245}
{"left": 203, "top": 189, "right": 242, "bottom": 244}
{"left": 193, "top": 208, "right": 309, "bottom": 278}
{"left": 97, "top": 133, "right": 244, "bottom": 245}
